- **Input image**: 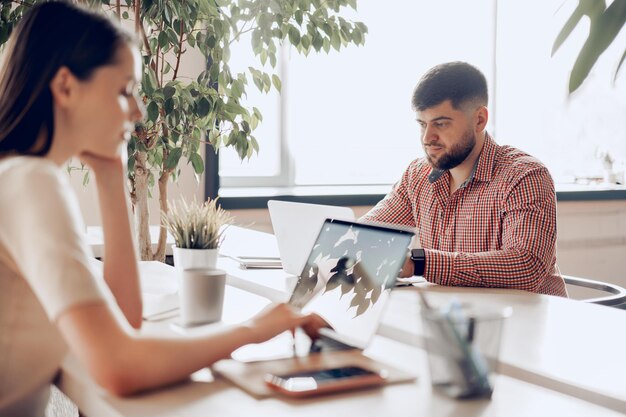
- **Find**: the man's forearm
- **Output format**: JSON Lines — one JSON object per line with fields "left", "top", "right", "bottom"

{"left": 423, "top": 247, "right": 552, "bottom": 292}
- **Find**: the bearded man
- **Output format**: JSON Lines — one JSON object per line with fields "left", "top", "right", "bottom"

{"left": 362, "top": 62, "right": 566, "bottom": 296}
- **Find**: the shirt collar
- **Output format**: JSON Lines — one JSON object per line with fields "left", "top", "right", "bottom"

{"left": 427, "top": 132, "right": 497, "bottom": 185}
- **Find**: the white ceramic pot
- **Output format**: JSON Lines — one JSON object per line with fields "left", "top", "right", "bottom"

{"left": 172, "top": 245, "right": 219, "bottom": 270}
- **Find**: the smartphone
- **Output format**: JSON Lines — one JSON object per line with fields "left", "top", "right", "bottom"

{"left": 265, "top": 365, "right": 387, "bottom": 397}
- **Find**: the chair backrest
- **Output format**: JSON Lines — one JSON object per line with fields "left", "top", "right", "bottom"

{"left": 563, "top": 275, "right": 626, "bottom": 308}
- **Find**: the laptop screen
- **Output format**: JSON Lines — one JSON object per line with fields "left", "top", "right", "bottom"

{"left": 289, "top": 219, "right": 414, "bottom": 349}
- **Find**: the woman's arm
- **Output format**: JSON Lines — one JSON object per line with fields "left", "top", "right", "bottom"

{"left": 82, "top": 153, "right": 142, "bottom": 329}
{"left": 57, "top": 301, "right": 317, "bottom": 396}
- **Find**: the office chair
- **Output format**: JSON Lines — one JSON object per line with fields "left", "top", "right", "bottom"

{"left": 563, "top": 275, "right": 626, "bottom": 308}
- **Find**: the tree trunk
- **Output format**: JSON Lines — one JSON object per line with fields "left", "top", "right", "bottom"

{"left": 133, "top": 150, "right": 153, "bottom": 260}
{"left": 154, "top": 170, "right": 171, "bottom": 262}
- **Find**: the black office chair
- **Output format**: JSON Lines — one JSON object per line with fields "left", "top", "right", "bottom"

{"left": 563, "top": 275, "right": 626, "bottom": 308}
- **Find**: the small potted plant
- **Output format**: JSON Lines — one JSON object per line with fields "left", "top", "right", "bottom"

{"left": 162, "top": 197, "right": 233, "bottom": 270}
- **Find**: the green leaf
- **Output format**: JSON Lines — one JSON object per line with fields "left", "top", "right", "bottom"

{"left": 190, "top": 152, "right": 204, "bottom": 174}
{"left": 253, "top": 106, "right": 264, "bottom": 122}
{"left": 262, "top": 72, "right": 271, "bottom": 93}
{"left": 158, "top": 30, "right": 168, "bottom": 49}
{"left": 165, "top": 147, "right": 183, "bottom": 170}
{"left": 330, "top": 29, "right": 341, "bottom": 51}
{"left": 208, "top": 129, "right": 221, "bottom": 147}
{"left": 568, "top": 0, "right": 626, "bottom": 92}
{"left": 314, "top": 36, "right": 324, "bottom": 52}
{"left": 252, "top": 30, "right": 263, "bottom": 55}
{"left": 197, "top": 97, "right": 211, "bottom": 117}
{"left": 231, "top": 79, "right": 243, "bottom": 98}
{"left": 615, "top": 48, "right": 626, "bottom": 82}
{"left": 352, "top": 28, "right": 363, "bottom": 44}
{"left": 142, "top": 69, "right": 155, "bottom": 95}
{"left": 251, "top": 136, "right": 259, "bottom": 153}
{"left": 164, "top": 98, "right": 175, "bottom": 115}
{"left": 250, "top": 114, "right": 259, "bottom": 130}
{"left": 147, "top": 101, "right": 159, "bottom": 122}
{"left": 164, "top": 85, "right": 176, "bottom": 100}
{"left": 552, "top": 0, "right": 604, "bottom": 56}
{"left": 241, "top": 120, "right": 251, "bottom": 133}
{"left": 288, "top": 25, "right": 301, "bottom": 45}
{"left": 252, "top": 73, "right": 264, "bottom": 91}
{"left": 272, "top": 74, "right": 282, "bottom": 92}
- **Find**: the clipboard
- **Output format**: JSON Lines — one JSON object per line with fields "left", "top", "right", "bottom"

{"left": 212, "top": 349, "right": 415, "bottom": 398}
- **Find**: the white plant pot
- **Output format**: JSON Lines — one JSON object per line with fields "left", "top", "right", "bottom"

{"left": 172, "top": 245, "right": 219, "bottom": 270}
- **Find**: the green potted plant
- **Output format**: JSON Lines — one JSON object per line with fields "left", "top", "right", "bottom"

{"left": 162, "top": 197, "right": 233, "bottom": 270}
{"left": 0, "top": 0, "right": 368, "bottom": 261}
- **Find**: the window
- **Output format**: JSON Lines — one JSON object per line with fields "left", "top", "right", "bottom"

{"left": 496, "top": 0, "right": 626, "bottom": 184}
{"left": 219, "top": 0, "right": 625, "bottom": 193}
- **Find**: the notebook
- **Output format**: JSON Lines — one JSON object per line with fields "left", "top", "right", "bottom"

{"left": 267, "top": 200, "right": 355, "bottom": 276}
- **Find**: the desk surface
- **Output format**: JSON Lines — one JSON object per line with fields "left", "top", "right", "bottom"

{"left": 66, "top": 226, "right": 626, "bottom": 416}
{"left": 218, "top": 227, "right": 626, "bottom": 412}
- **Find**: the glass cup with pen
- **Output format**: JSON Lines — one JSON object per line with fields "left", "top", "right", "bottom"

{"left": 418, "top": 291, "right": 512, "bottom": 399}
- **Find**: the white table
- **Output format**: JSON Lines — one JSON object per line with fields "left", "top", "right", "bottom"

{"left": 217, "top": 228, "right": 626, "bottom": 413}
{"left": 64, "top": 227, "right": 626, "bottom": 416}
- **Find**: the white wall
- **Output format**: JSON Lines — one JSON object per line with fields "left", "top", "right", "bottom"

{"left": 69, "top": 156, "right": 205, "bottom": 227}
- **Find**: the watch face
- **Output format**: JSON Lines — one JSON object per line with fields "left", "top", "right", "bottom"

{"left": 411, "top": 249, "right": 425, "bottom": 260}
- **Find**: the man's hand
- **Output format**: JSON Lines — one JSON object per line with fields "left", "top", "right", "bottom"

{"left": 399, "top": 255, "right": 415, "bottom": 278}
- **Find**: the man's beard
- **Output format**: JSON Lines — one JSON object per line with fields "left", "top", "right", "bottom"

{"left": 425, "top": 128, "right": 476, "bottom": 171}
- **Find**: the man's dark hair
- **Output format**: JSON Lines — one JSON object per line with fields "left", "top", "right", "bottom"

{"left": 411, "top": 62, "right": 488, "bottom": 111}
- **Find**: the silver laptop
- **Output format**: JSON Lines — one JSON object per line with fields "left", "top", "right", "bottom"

{"left": 231, "top": 218, "right": 414, "bottom": 362}
{"left": 268, "top": 200, "right": 355, "bottom": 275}
{"left": 289, "top": 218, "right": 414, "bottom": 351}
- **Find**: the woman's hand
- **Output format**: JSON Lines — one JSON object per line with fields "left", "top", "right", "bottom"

{"left": 79, "top": 151, "right": 126, "bottom": 181}
{"left": 245, "top": 303, "right": 329, "bottom": 344}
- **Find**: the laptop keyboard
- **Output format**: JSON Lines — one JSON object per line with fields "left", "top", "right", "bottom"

{"left": 309, "top": 336, "right": 358, "bottom": 353}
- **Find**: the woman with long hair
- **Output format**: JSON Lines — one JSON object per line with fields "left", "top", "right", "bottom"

{"left": 0, "top": 3, "right": 319, "bottom": 415}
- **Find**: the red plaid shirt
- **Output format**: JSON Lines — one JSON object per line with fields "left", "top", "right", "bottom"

{"left": 363, "top": 134, "right": 567, "bottom": 297}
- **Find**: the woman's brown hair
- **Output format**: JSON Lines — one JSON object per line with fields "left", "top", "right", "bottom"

{"left": 0, "top": 1, "right": 134, "bottom": 156}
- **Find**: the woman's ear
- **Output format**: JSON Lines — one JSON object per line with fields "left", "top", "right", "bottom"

{"left": 49, "top": 66, "right": 78, "bottom": 108}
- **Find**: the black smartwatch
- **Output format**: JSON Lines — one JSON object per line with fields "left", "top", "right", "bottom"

{"left": 410, "top": 248, "right": 425, "bottom": 276}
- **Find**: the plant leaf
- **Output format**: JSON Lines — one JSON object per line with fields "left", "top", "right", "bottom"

{"left": 164, "top": 85, "right": 176, "bottom": 100}
{"left": 568, "top": 0, "right": 626, "bottom": 92}
{"left": 165, "top": 148, "right": 183, "bottom": 170}
{"left": 190, "top": 152, "right": 204, "bottom": 174}
{"left": 147, "top": 101, "right": 159, "bottom": 122}
{"left": 551, "top": 0, "right": 603, "bottom": 56}
{"left": 615, "top": 47, "right": 626, "bottom": 82}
